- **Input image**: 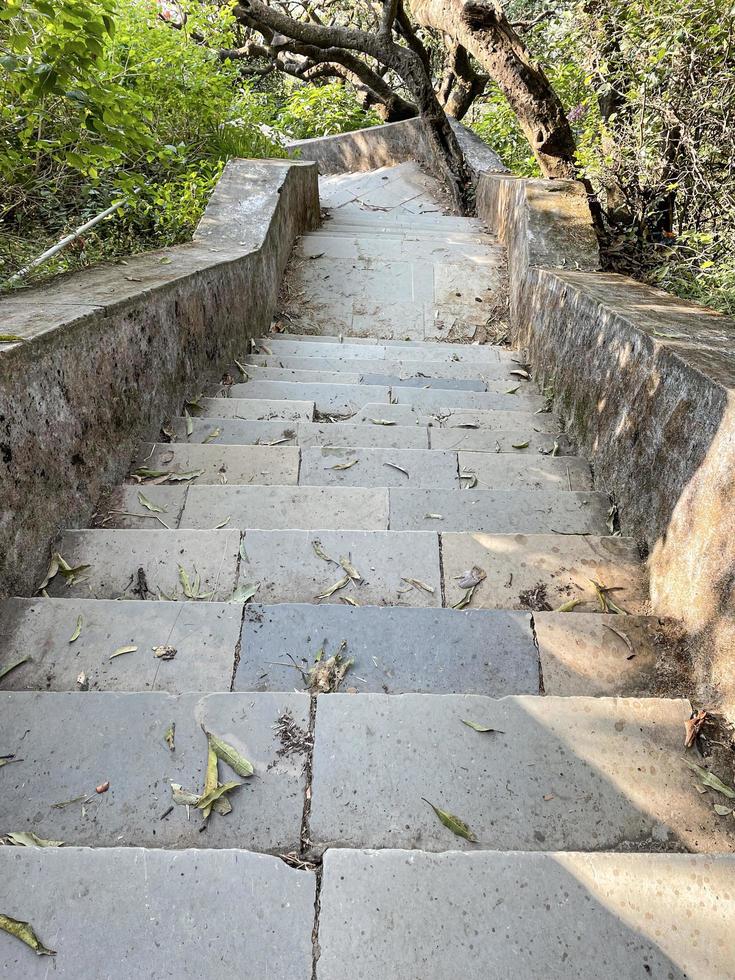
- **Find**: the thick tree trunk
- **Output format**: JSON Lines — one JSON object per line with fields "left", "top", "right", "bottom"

{"left": 411, "top": 0, "right": 578, "bottom": 178}
{"left": 439, "top": 41, "right": 488, "bottom": 120}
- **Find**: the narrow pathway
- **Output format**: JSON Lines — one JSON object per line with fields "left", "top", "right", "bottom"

{"left": 1, "top": 162, "right": 733, "bottom": 978}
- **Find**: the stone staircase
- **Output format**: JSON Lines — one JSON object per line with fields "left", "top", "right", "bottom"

{"left": 1, "top": 163, "right": 733, "bottom": 978}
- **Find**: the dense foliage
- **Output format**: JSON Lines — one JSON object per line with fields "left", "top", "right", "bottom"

{"left": 469, "top": 0, "right": 735, "bottom": 314}
{"left": 0, "top": 0, "right": 377, "bottom": 287}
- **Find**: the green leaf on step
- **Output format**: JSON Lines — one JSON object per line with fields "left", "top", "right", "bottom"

{"left": 0, "top": 335, "right": 25, "bottom": 343}
{"left": 315, "top": 574, "right": 350, "bottom": 599}
{"left": 505, "top": 386, "right": 520, "bottom": 395}
{"left": 164, "top": 722, "right": 175, "bottom": 752}
{"left": 339, "top": 595, "right": 360, "bottom": 606}
{"left": 213, "top": 516, "right": 231, "bottom": 529}
{"left": 234, "top": 359, "right": 249, "bottom": 379}
{"left": 0, "top": 657, "right": 29, "bottom": 682}
{"left": 512, "top": 441, "right": 529, "bottom": 449}
{"left": 137, "top": 491, "right": 167, "bottom": 514}
{"left": 166, "top": 469, "right": 204, "bottom": 482}
{"left": 6, "top": 832, "right": 63, "bottom": 847}
{"left": 132, "top": 467, "right": 169, "bottom": 481}
{"left": 171, "top": 783, "right": 200, "bottom": 806}
{"left": 510, "top": 369, "right": 530, "bottom": 380}
{"left": 685, "top": 760, "right": 735, "bottom": 799}
{"left": 370, "top": 418, "right": 396, "bottom": 425}
{"left": 339, "top": 556, "right": 362, "bottom": 581}
{"left": 0, "top": 914, "right": 56, "bottom": 956}
{"left": 714, "top": 803, "right": 732, "bottom": 816}
{"left": 461, "top": 719, "right": 504, "bottom": 733}
{"left": 69, "top": 615, "right": 83, "bottom": 643}
{"left": 36, "top": 554, "right": 60, "bottom": 592}
{"left": 330, "top": 458, "right": 359, "bottom": 470}
{"left": 422, "top": 799, "right": 477, "bottom": 842}
{"left": 230, "top": 583, "right": 258, "bottom": 603}
{"left": 206, "top": 731, "right": 254, "bottom": 777}
{"left": 109, "top": 644, "right": 137, "bottom": 660}
{"left": 312, "top": 539, "right": 335, "bottom": 564}
{"left": 184, "top": 409, "right": 193, "bottom": 437}
{"left": 200, "top": 739, "right": 219, "bottom": 822}
{"left": 195, "top": 780, "right": 241, "bottom": 810}
{"left": 178, "top": 564, "right": 195, "bottom": 598}
{"left": 202, "top": 428, "right": 222, "bottom": 444}
{"left": 424, "top": 513, "right": 443, "bottom": 520}
{"left": 555, "top": 598, "right": 583, "bottom": 612}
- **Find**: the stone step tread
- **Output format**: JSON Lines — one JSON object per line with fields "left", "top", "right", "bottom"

{"left": 347, "top": 402, "right": 558, "bottom": 431}
{"left": 0, "top": 691, "right": 308, "bottom": 852}
{"left": 299, "top": 446, "right": 460, "bottom": 488}
{"left": 238, "top": 529, "right": 442, "bottom": 608}
{"left": 172, "top": 416, "right": 570, "bottom": 455}
{"left": 191, "top": 397, "right": 315, "bottom": 422}
{"left": 237, "top": 365, "right": 494, "bottom": 393}
{"left": 227, "top": 380, "right": 391, "bottom": 414}
{"left": 257, "top": 333, "right": 511, "bottom": 352}
{"left": 317, "top": 850, "right": 735, "bottom": 979}
{"left": 390, "top": 385, "right": 544, "bottom": 413}
{"left": 441, "top": 531, "right": 647, "bottom": 613}
{"left": 308, "top": 694, "right": 735, "bottom": 854}
{"left": 46, "top": 529, "right": 242, "bottom": 601}
{"left": 298, "top": 230, "right": 503, "bottom": 259}
{"left": 0, "top": 597, "right": 240, "bottom": 693}
{"left": 456, "top": 452, "right": 591, "bottom": 489}
{"left": 253, "top": 338, "right": 517, "bottom": 364}
{"left": 0, "top": 847, "right": 314, "bottom": 979}
{"left": 173, "top": 416, "right": 430, "bottom": 449}
{"left": 131, "top": 443, "right": 300, "bottom": 486}
{"left": 237, "top": 604, "right": 538, "bottom": 696}
{"left": 244, "top": 353, "right": 521, "bottom": 381}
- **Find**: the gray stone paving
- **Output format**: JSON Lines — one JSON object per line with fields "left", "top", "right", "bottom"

{"left": 0, "top": 847, "right": 315, "bottom": 979}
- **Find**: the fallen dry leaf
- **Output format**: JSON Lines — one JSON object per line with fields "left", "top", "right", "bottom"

{"left": 0, "top": 915, "right": 56, "bottom": 956}
{"left": 95, "top": 781, "right": 110, "bottom": 794}
{"left": 684, "top": 710, "right": 708, "bottom": 749}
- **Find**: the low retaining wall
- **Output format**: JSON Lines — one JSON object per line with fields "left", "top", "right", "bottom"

{"left": 477, "top": 172, "right": 735, "bottom": 715}
{"left": 288, "top": 117, "right": 506, "bottom": 181}
{"left": 0, "top": 158, "right": 319, "bottom": 597}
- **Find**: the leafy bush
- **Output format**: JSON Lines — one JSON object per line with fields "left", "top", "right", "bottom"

{"left": 276, "top": 81, "right": 381, "bottom": 140}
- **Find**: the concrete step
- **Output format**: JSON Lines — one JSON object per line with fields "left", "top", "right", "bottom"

{"left": 239, "top": 364, "right": 492, "bottom": 393}
{"left": 172, "top": 416, "right": 430, "bottom": 449}
{"left": 238, "top": 529, "right": 441, "bottom": 607}
{"left": 391, "top": 385, "right": 544, "bottom": 413}
{"left": 317, "top": 850, "right": 735, "bottom": 979}
{"left": 389, "top": 489, "right": 609, "bottom": 534}
{"left": 308, "top": 694, "right": 735, "bottom": 853}
{"left": 534, "top": 612, "right": 676, "bottom": 697}
{"left": 348, "top": 402, "right": 559, "bottom": 434}
{"left": 299, "top": 230, "right": 503, "bottom": 261}
{"left": 193, "top": 396, "right": 314, "bottom": 421}
{"left": 45, "top": 529, "right": 241, "bottom": 600}
{"left": 0, "top": 691, "right": 308, "bottom": 851}
{"left": 245, "top": 353, "right": 519, "bottom": 381}
{"left": 457, "top": 451, "right": 591, "bottom": 489}
{"left": 299, "top": 447, "right": 460, "bottom": 488}
{"left": 0, "top": 848, "right": 314, "bottom": 980}
{"left": 254, "top": 338, "right": 516, "bottom": 364}
{"left": 180, "top": 485, "right": 389, "bottom": 531}
{"left": 0, "top": 597, "right": 240, "bottom": 692}
{"left": 227, "top": 380, "right": 390, "bottom": 414}
{"left": 132, "top": 443, "right": 299, "bottom": 485}
{"left": 440, "top": 532, "right": 647, "bottom": 613}
{"left": 236, "top": 604, "right": 538, "bottom": 695}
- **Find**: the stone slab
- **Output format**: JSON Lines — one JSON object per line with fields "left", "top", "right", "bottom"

{"left": 171, "top": 416, "right": 301, "bottom": 445}
{"left": 299, "top": 447, "right": 459, "bottom": 488}
{"left": 298, "top": 421, "right": 429, "bottom": 449}
{"left": 430, "top": 427, "right": 571, "bottom": 454}
{"left": 238, "top": 530, "right": 441, "bottom": 606}
{"left": 440, "top": 533, "right": 648, "bottom": 612}
{"left": 348, "top": 403, "right": 428, "bottom": 426}
{"left": 246, "top": 353, "right": 518, "bottom": 381}
{"left": 46, "top": 529, "right": 241, "bottom": 600}
{"left": 180, "top": 485, "right": 389, "bottom": 530}
{"left": 534, "top": 612, "right": 667, "bottom": 697}
{"left": 0, "top": 847, "right": 315, "bottom": 980}
{"left": 257, "top": 338, "right": 513, "bottom": 363}
{"left": 236, "top": 604, "right": 538, "bottom": 695}
{"left": 428, "top": 407, "right": 560, "bottom": 432}
{"left": 309, "top": 694, "right": 735, "bottom": 853}
{"left": 133, "top": 443, "right": 300, "bottom": 485}
{"left": 389, "top": 489, "right": 609, "bottom": 534}
{"left": 0, "top": 598, "right": 240, "bottom": 692}
{"left": 360, "top": 373, "right": 488, "bottom": 392}
{"left": 198, "top": 397, "right": 314, "bottom": 421}
{"left": 458, "top": 452, "right": 592, "bottom": 490}
{"left": 392, "top": 386, "right": 543, "bottom": 413}
{"left": 240, "top": 365, "right": 361, "bottom": 385}
{"left": 317, "top": 849, "right": 735, "bottom": 980}
{"left": 0, "top": 691, "right": 309, "bottom": 850}
{"left": 98, "top": 484, "right": 187, "bottom": 528}
{"left": 228, "top": 380, "right": 390, "bottom": 414}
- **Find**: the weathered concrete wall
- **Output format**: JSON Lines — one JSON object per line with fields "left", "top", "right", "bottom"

{"left": 0, "top": 159, "right": 319, "bottom": 598}
{"left": 288, "top": 117, "right": 506, "bottom": 181}
{"left": 478, "top": 172, "right": 735, "bottom": 715}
